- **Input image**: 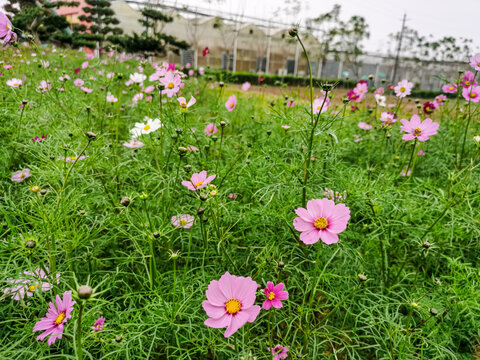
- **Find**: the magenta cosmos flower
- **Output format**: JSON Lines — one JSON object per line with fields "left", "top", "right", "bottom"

{"left": 293, "top": 198, "right": 351, "bottom": 245}
{"left": 394, "top": 80, "right": 413, "bottom": 98}
{"left": 204, "top": 123, "right": 218, "bottom": 136}
{"left": 93, "top": 317, "right": 105, "bottom": 331}
{"left": 181, "top": 170, "right": 216, "bottom": 191}
{"left": 461, "top": 71, "right": 476, "bottom": 88}
{"left": 470, "top": 53, "right": 480, "bottom": 71}
{"left": 160, "top": 72, "right": 181, "bottom": 97}
{"left": 269, "top": 345, "right": 290, "bottom": 360}
{"left": 400, "top": 115, "right": 439, "bottom": 142}
{"left": 33, "top": 291, "right": 76, "bottom": 346}
{"left": 11, "top": 168, "right": 31, "bottom": 182}
{"left": 462, "top": 86, "right": 480, "bottom": 103}
{"left": 171, "top": 214, "right": 194, "bottom": 229}
{"left": 225, "top": 95, "right": 237, "bottom": 111}
{"left": 202, "top": 272, "right": 261, "bottom": 338}
{"left": 263, "top": 282, "right": 288, "bottom": 310}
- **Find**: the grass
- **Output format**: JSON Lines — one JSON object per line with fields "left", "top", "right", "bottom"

{"left": 1, "top": 41, "right": 480, "bottom": 360}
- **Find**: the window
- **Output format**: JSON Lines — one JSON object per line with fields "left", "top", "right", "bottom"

{"left": 256, "top": 57, "right": 266, "bottom": 72}
{"left": 286, "top": 59, "right": 295, "bottom": 74}
{"left": 221, "top": 53, "right": 234, "bottom": 71}
{"left": 180, "top": 49, "right": 195, "bottom": 66}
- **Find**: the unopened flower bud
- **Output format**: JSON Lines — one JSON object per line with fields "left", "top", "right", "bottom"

{"left": 153, "top": 232, "right": 160, "bottom": 239}
{"left": 184, "top": 164, "right": 192, "bottom": 173}
{"left": 176, "top": 128, "right": 183, "bottom": 135}
{"left": 430, "top": 308, "right": 438, "bottom": 316}
{"left": 266, "top": 130, "right": 272, "bottom": 136}
{"left": 368, "top": 74, "right": 374, "bottom": 80}
{"left": 178, "top": 146, "right": 188, "bottom": 156}
{"left": 115, "top": 335, "right": 123, "bottom": 343}
{"left": 120, "top": 197, "right": 130, "bottom": 207}
{"left": 197, "top": 207, "right": 205, "bottom": 216}
{"left": 86, "top": 131, "right": 97, "bottom": 140}
{"left": 358, "top": 274, "right": 367, "bottom": 282}
{"left": 78, "top": 285, "right": 93, "bottom": 299}
{"left": 278, "top": 261, "right": 285, "bottom": 268}
{"left": 22, "top": 99, "right": 28, "bottom": 105}
{"left": 25, "top": 240, "right": 36, "bottom": 249}
{"left": 200, "top": 194, "right": 209, "bottom": 201}
{"left": 288, "top": 27, "right": 298, "bottom": 37}
{"left": 212, "top": 136, "right": 218, "bottom": 142}
{"left": 30, "top": 185, "right": 41, "bottom": 193}
{"left": 423, "top": 241, "right": 431, "bottom": 248}
{"left": 219, "top": 82, "right": 224, "bottom": 88}
{"left": 220, "top": 121, "right": 226, "bottom": 127}
{"left": 40, "top": 189, "right": 47, "bottom": 195}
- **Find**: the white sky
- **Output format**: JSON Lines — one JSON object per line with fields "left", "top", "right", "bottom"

{"left": 176, "top": 0, "right": 480, "bottom": 53}
{"left": 2, "top": 0, "right": 478, "bottom": 54}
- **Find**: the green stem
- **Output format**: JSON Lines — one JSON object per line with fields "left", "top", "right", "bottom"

{"left": 76, "top": 302, "right": 84, "bottom": 360}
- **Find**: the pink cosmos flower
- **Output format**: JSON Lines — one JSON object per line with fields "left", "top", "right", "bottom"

{"left": 287, "top": 100, "right": 295, "bottom": 107}
{"left": 177, "top": 96, "right": 196, "bottom": 109}
{"left": 143, "top": 85, "right": 154, "bottom": 93}
{"left": 36, "top": 80, "right": 51, "bottom": 93}
{"left": 123, "top": 139, "right": 145, "bottom": 149}
{"left": 394, "top": 80, "right": 413, "bottom": 98}
{"left": 400, "top": 115, "right": 439, "bottom": 142}
{"left": 461, "top": 71, "right": 476, "bottom": 88}
{"left": 442, "top": 84, "right": 457, "bottom": 93}
{"left": 3, "top": 64, "right": 12, "bottom": 69}
{"left": 73, "top": 78, "right": 84, "bottom": 87}
{"left": 353, "top": 82, "right": 368, "bottom": 101}
{"left": 358, "top": 122, "right": 372, "bottom": 130}
{"left": 187, "top": 145, "right": 199, "bottom": 151}
{"left": 462, "top": 86, "right": 480, "bottom": 103}
{"left": 228, "top": 193, "right": 237, "bottom": 199}
{"left": 400, "top": 167, "right": 411, "bottom": 177}
{"left": 188, "top": 69, "right": 194, "bottom": 76}
{"left": 0, "top": 12, "right": 17, "bottom": 45}
{"left": 160, "top": 71, "right": 181, "bottom": 97}
{"left": 469, "top": 53, "right": 480, "bottom": 71}
{"left": 417, "top": 150, "right": 425, "bottom": 156}
{"left": 6, "top": 78, "right": 22, "bottom": 87}
{"left": 262, "top": 282, "right": 288, "bottom": 310}
{"left": 81, "top": 61, "right": 88, "bottom": 69}
{"left": 57, "top": 155, "right": 88, "bottom": 162}
{"left": 3, "top": 268, "right": 60, "bottom": 301}
{"left": 434, "top": 94, "right": 447, "bottom": 107}
{"left": 171, "top": 214, "right": 194, "bottom": 229}
{"left": 380, "top": 112, "right": 396, "bottom": 126}
{"left": 132, "top": 93, "right": 144, "bottom": 103}
{"left": 374, "top": 88, "right": 384, "bottom": 95}
{"left": 242, "top": 82, "right": 251, "bottom": 91}
{"left": 225, "top": 95, "right": 237, "bottom": 111}
{"left": 268, "top": 345, "right": 290, "bottom": 360}
{"left": 181, "top": 170, "right": 216, "bottom": 191}
{"left": 202, "top": 272, "right": 261, "bottom": 338}
{"left": 106, "top": 94, "right": 118, "bottom": 102}
{"left": 282, "top": 125, "right": 291, "bottom": 130}
{"left": 93, "top": 317, "right": 105, "bottom": 331}
{"left": 40, "top": 60, "right": 49, "bottom": 68}
{"left": 33, "top": 291, "right": 76, "bottom": 346}
{"left": 312, "top": 96, "right": 330, "bottom": 114}
{"left": 59, "top": 75, "right": 70, "bottom": 82}
{"left": 81, "top": 86, "right": 93, "bottom": 93}
{"left": 11, "top": 168, "right": 31, "bottom": 182}
{"left": 204, "top": 123, "right": 218, "bottom": 136}
{"left": 32, "top": 134, "right": 47, "bottom": 142}
{"left": 293, "top": 198, "right": 351, "bottom": 245}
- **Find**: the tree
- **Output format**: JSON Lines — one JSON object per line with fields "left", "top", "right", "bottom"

{"left": 338, "top": 15, "right": 370, "bottom": 79}
{"left": 76, "top": 0, "right": 123, "bottom": 49}
{"left": 4, "top": 0, "right": 78, "bottom": 45}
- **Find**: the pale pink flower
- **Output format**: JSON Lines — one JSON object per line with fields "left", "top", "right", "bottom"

{"left": 171, "top": 214, "right": 194, "bottom": 229}
{"left": 442, "top": 84, "right": 457, "bottom": 93}
{"left": 181, "top": 170, "right": 216, "bottom": 191}
{"left": 33, "top": 291, "right": 76, "bottom": 346}
{"left": 225, "top": 95, "right": 237, "bottom": 111}
{"left": 3, "top": 268, "right": 60, "bottom": 301}
{"left": 461, "top": 71, "right": 476, "bottom": 88}
{"left": 358, "top": 122, "right": 372, "bottom": 130}
{"left": 204, "top": 123, "right": 218, "bottom": 136}
{"left": 400, "top": 115, "right": 439, "bottom": 142}
{"left": 394, "top": 80, "right": 413, "bottom": 98}
{"left": 417, "top": 150, "right": 425, "bottom": 156}
{"left": 144, "top": 85, "right": 155, "bottom": 93}
{"left": 228, "top": 193, "right": 237, "bottom": 199}
{"left": 36, "top": 80, "right": 51, "bottom": 93}
{"left": 202, "top": 272, "right": 261, "bottom": 338}
{"left": 462, "top": 86, "right": 480, "bottom": 103}
{"left": 380, "top": 112, "right": 396, "bottom": 126}
{"left": 268, "top": 345, "right": 290, "bottom": 360}
{"left": 187, "top": 145, "right": 199, "bottom": 151}
{"left": 81, "top": 61, "right": 88, "bottom": 69}
{"left": 177, "top": 96, "right": 196, "bottom": 109}
{"left": 374, "top": 88, "right": 384, "bottom": 95}
{"left": 123, "top": 139, "right": 145, "bottom": 149}
{"left": 81, "top": 87, "right": 93, "bottom": 93}
{"left": 470, "top": 53, "right": 480, "bottom": 71}
{"left": 160, "top": 72, "right": 181, "bottom": 97}
{"left": 241, "top": 82, "right": 251, "bottom": 91}
{"left": 73, "top": 78, "right": 84, "bottom": 87}
{"left": 0, "top": 12, "right": 17, "bottom": 45}
{"left": 312, "top": 96, "right": 330, "bottom": 114}
{"left": 106, "top": 94, "right": 118, "bottom": 102}
{"left": 6, "top": 78, "right": 22, "bottom": 87}
{"left": 11, "top": 168, "right": 31, "bottom": 182}
{"left": 282, "top": 125, "right": 291, "bottom": 130}
{"left": 293, "top": 198, "right": 351, "bottom": 245}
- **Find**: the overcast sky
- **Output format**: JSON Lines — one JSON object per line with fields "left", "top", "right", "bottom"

{"left": 175, "top": 0, "right": 480, "bottom": 53}
{"left": 2, "top": 0, "right": 478, "bottom": 54}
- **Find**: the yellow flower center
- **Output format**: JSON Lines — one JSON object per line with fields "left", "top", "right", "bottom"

{"left": 180, "top": 219, "right": 187, "bottom": 226}
{"left": 28, "top": 284, "right": 38, "bottom": 291}
{"left": 180, "top": 102, "right": 187, "bottom": 108}
{"left": 71, "top": 156, "right": 76, "bottom": 161}
{"left": 449, "top": 87, "right": 454, "bottom": 90}
{"left": 54, "top": 312, "right": 66, "bottom": 325}
{"left": 225, "top": 298, "right": 241, "bottom": 314}
{"left": 133, "top": 142, "right": 137, "bottom": 145}
{"left": 20, "top": 174, "right": 25, "bottom": 178}
{"left": 268, "top": 291, "right": 275, "bottom": 300}
{"left": 465, "top": 81, "right": 471, "bottom": 86}
{"left": 168, "top": 82, "right": 174, "bottom": 89}
{"left": 230, "top": 103, "right": 234, "bottom": 108}
{"left": 314, "top": 217, "right": 328, "bottom": 230}
{"left": 414, "top": 127, "right": 422, "bottom": 135}
{"left": 477, "top": 62, "right": 480, "bottom": 67}
{"left": 209, "top": 128, "right": 213, "bottom": 133}
{"left": 400, "top": 86, "right": 406, "bottom": 92}
{"left": 194, "top": 181, "right": 203, "bottom": 187}
{"left": 144, "top": 125, "right": 151, "bottom": 131}
{"left": 470, "top": 92, "right": 477, "bottom": 98}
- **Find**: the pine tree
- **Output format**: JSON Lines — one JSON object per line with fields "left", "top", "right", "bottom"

{"left": 76, "top": 0, "right": 123, "bottom": 49}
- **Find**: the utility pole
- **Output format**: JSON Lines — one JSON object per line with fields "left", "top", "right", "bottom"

{"left": 391, "top": 13, "right": 407, "bottom": 84}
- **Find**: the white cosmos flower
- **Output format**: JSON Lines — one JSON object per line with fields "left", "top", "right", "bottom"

{"left": 375, "top": 94, "right": 386, "bottom": 107}
{"left": 129, "top": 72, "right": 147, "bottom": 84}
{"left": 130, "top": 117, "right": 162, "bottom": 137}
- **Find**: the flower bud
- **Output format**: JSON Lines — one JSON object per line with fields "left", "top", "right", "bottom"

{"left": 219, "top": 82, "right": 224, "bottom": 88}
{"left": 430, "top": 308, "right": 438, "bottom": 316}
{"left": 423, "top": 241, "right": 431, "bottom": 248}
{"left": 22, "top": 99, "right": 28, "bottom": 105}
{"left": 184, "top": 164, "right": 192, "bottom": 173}
{"left": 25, "top": 240, "right": 36, "bottom": 249}
{"left": 78, "top": 285, "right": 93, "bottom": 299}
{"left": 197, "top": 207, "right": 205, "bottom": 216}
{"left": 178, "top": 146, "right": 188, "bottom": 156}
{"left": 86, "top": 131, "right": 97, "bottom": 140}
{"left": 278, "top": 261, "right": 285, "bottom": 268}
{"left": 120, "top": 197, "right": 130, "bottom": 207}
{"left": 266, "top": 130, "right": 272, "bottom": 136}
{"left": 30, "top": 185, "right": 41, "bottom": 193}
{"left": 153, "top": 232, "right": 160, "bottom": 238}
{"left": 212, "top": 136, "right": 218, "bottom": 142}
{"left": 288, "top": 27, "right": 298, "bottom": 37}
{"left": 357, "top": 274, "right": 367, "bottom": 282}
{"left": 115, "top": 335, "right": 123, "bottom": 343}
{"left": 40, "top": 189, "right": 47, "bottom": 195}
{"left": 368, "top": 74, "right": 374, "bottom": 80}
{"left": 220, "top": 121, "right": 226, "bottom": 127}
